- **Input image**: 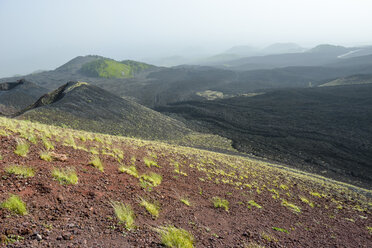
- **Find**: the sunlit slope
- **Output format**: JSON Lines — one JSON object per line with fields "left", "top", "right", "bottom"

{"left": 79, "top": 59, "right": 155, "bottom": 79}
{"left": 0, "top": 117, "right": 370, "bottom": 247}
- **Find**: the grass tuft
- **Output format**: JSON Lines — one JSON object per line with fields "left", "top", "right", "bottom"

{"left": 260, "top": 232, "right": 278, "bottom": 242}
{"left": 40, "top": 151, "right": 53, "bottom": 162}
{"left": 52, "top": 167, "right": 78, "bottom": 185}
{"left": 272, "top": 226, "right": 289, "bottom": 233}
{"left": 140, "top": 172, "right": 162, "bottom": 187}
{"left": 5, "top": 165, "right": 35, "bottom": 178}
{"left": 1, "top": 194, "right": 28, "bottom": 215}
{"left": 144, "top": 157, "right": 159, "bottom": 168}
{"left": 140, "top": 198, "right": 160, "bottom": 219}
{"left": 247, "top": 200, "right": 262, "bottom": 209}
{"left": 299, "top": 196, "right": 315, "bottom": 208}
{"left": 281, "top": 199, "right": 301, "bottom": 213}
{"left": 14, "top": 140, "right": 29, "bottom": 157}
{"left": 157, "top": 225, "right": 194, "bottom": 248}
{"left": 111, "top": 201, "right": 135, "bottom": 230}
{"left": 41, "top": 137, "right": 54, "bottom": 150}
{"left": 180, "top": 197, "right": 191, "bottom": 206}
{"left": 90, "top": 156, "right": 104, "bottom": 172}
{"left": 118, "top": 165, "right": 139, "bottom": 178}
{"left": 212, "top": 196, "right": 229, "bottom": 211}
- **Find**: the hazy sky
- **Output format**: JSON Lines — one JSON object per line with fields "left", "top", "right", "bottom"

{"left": 1, "top": 0, "right": 372, "bottom": 77}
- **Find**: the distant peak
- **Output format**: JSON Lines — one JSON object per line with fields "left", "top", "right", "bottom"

{"left": 307, "top": 44, "right": 348, "bottom": 54}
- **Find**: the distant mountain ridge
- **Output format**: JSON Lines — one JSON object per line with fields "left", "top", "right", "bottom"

{"left": 204, "top": 44, "right": 372, "bottom": 70}
{"left": 1, "top": 48, "right": 372, "bottom": 108}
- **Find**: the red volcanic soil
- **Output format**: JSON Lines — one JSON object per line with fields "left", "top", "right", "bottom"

{"left": 0, "top": 134, "right": 371, "bottom": 248}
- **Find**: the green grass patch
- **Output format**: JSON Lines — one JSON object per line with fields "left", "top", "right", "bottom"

{"left": 212, "top": 196, "right": 229, "bottom": 211}
{"left": 272, "top": 227, "right": 289, "bottom": 234}
{"left": 247, "top": 200, "right": 262, "bottom": 209}
{"left": 40, "top": 151, "right": 53, "bottom": 162}
{"left": 260, "top": 232, "right": 278, "bottom": 242}
{"left": 21, "top": 132, "right": 37, "bottom": 144}
{"left": 0, "top": 129, "right": 9, "bottom": 136}
{"left": 310, "top": 192, "right": 323, "bottom": 198}
{"left": 144, "top": 157, "right": 159, "bottom": 168}
{"left": 281, "top": 199, "right": 301, "bottom": 213}
{"left": 180, "top": 197, "right": 191, "bottom": 206}
{"left": 14, "top": 140, "right": 29, "bottom": 157}
{"left": 52, "top": 167, "right": 78, "bottom": 185}
{"left": 157, "top": 225, "right": 194, "bottom": 248}
{"left": 280, "top": 184, "right": 289, "bottom": 190}
{"left": 90, "top": 156, "right": 104, "bottom": 172}
{"left": 140, "top": 198, "right": 160, "bottom": 219}
{"left": 111, "top": 201, "right": 135, "bottom": 230}
{"left": 1, "top": 194, "right": 28, "bottom": 215}
{"left": 5, "top": 165, "right": 35, "bottom": 178}
{"left": 41, "top": 137, "right": 54, "bottom": 150}
{"left": 140, "top": 172, "right": 162, "bottom": 188}
{"left": 299, "top": 196, "right": 315, "bottom": 208}
{"left": 118, "top": 165, "right": 139, "bottom": 178}
{"left": 2, "top": 234, "right": 24, "bottom": 245}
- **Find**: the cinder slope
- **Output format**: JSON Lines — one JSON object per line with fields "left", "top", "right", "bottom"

{"left": 0, "top": 117, "right": 370, "bottom": 247}
{"left": 18, "top": 81, "right": 191, "bottom": 140}
{"left": 16, "top": 82, "right": 233, "bottom": 151}
{"left": 0, "top": 79, "right": 48, "bottom": 115}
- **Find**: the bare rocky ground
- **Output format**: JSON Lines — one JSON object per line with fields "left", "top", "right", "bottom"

{"left": 0, "top": 119, "right": 371, "bottom": 247}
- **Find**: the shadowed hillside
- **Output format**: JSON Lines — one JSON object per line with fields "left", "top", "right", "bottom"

{"left": 0, "top": 79, "right": 48, "bottom": 115}
{"left": 319, "top": 74, "right": 372, "bottom": 87}
{"left": 15, "top": 81, "right": 233, "bottom": 151}
{"left": 157, "top": 84, "right": 372, "bottom": 188}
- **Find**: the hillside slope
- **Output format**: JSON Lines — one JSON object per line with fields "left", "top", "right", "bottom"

{"left": 320, "top": 74, "right": 372, "bottom": 87}
{"left": 0, "top": 117, "right": 370, "bottom": 247}
{"left": 214, "top": 45, "right": 372, "bottom": 71}
{"left": 0, "top": 79, "right": 48, "bottom": 115}
{"left": 157, "top": 84, "right": 372, "bottom": 188}
{"left": 15, "top": 81, "right": 233, "bottom": 151}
